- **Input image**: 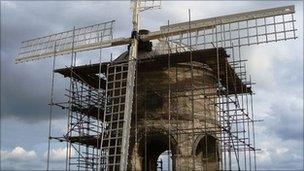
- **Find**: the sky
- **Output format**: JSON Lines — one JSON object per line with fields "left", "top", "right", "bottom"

{"left": 1, "top": 1, "right": 303, "bottom": 170}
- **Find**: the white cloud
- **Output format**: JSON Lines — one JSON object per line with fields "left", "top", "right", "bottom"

{"left": 1, "top": 146, "right": 37, "bottom": 161}
{"left": 247, "top": 47, "right": 276, "bottom": 90}
{"left": 276, "top": 147, "right": 289, "bottom": 155}
{"left": 44, "top": 147, "right": 66, "bottom": 162}
{"left": 44, "top": 147, "right": 74, "bottom": 162}
{"left": 257, "top": 148, "right": 271, "bottom": 163}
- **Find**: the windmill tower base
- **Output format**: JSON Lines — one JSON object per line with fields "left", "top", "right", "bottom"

{"left": 128, "top": 124, "right": 219, "bottom": 171}
{"left": 122, "top": 49, "right": 221, "bottom": 171}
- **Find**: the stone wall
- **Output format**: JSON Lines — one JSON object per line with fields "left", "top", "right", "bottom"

{"left": 127, "top": 61, "right": 220, "bottom": 171}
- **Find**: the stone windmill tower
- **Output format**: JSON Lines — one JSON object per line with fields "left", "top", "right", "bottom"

{"left": 15, "top": 1, "right": 296, "bottom": 170}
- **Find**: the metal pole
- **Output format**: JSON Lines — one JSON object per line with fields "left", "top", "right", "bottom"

{"left": 188, "top": 9, "right": 196, "bottom": 171}
{"left": 249, "top": 75, "right": 257, "bottom": 171}
{"left": 66, "top": 26, "right": 76, "bottom": 171}
{"left": 167, "top": 19, "right": 172, "bottom": 171}
{"left": 46, "top": 43, "right": 57, "bottom": 171}
{"left": 97, "top": 24, "right": 105, "bottom": 171}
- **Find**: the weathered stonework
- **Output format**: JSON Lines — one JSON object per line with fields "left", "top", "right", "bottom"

{"left": 126, "top": 54, "right": 220, "bottom": 170}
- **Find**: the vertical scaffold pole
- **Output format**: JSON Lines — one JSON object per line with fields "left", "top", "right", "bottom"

{"left": 187, "top": 9, "right": 196, "bottom": 171}
{"left": 167, "top": 19, "right": 172, "bottom": 171}
{"left": 46, "top": 42, "right": 57, "bottom": 171}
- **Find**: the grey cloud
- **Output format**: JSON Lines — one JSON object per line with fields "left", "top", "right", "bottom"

{"left": 268, "top": 103, "right": 303, "bottom": 141}
{"left": 259, "top": 43, "right": 303, "bottom": 141}
{"left": 1, "top": 1, "right": 132, "bottom": 122}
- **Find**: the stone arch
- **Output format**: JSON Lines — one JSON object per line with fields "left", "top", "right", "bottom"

{"left": 137, "top": 128, "right": 178, "bottom": 171}
{"left": 193, "top": 134, "right": 217, "bottom": 161}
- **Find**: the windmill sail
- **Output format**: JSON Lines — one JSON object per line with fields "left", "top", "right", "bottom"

{"left": 138, "top": 0, "right": 161, "bottom": 12}
{"left": 15, "top": 6, "right": 295, "bottom": 63}
{"left": 141, "top": 5, "right": 296, "bottom": 50}
{"left": 101, "top": 0, "right": 141, "bottom": 170}
{"left": 15, "top": 20, "right": 122, "bottom": 63}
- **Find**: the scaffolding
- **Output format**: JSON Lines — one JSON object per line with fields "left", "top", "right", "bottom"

{"left": 45, "top": 5, "right": 297, "bottom": 171}
{"left": 52, "top": 62, "right": 107, "bottom": 170}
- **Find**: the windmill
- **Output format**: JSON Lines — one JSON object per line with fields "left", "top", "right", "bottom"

{"left": 15, "top": 1, "right": 297, "bottom": 171}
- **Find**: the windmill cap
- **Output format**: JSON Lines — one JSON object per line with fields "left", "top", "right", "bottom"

{"left": 139, "top": 29, "right": 150, "bottom": 35}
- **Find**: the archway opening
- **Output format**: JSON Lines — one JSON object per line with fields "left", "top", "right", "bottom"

{"left": 196, "top": 135, "right": 217, "bottom": 161}
{"left": 139, "top": 132, "right": 176, "bottom": 171}
{"left": 157, "top": 150, "right": 172, "bottom": 171}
